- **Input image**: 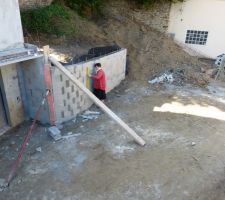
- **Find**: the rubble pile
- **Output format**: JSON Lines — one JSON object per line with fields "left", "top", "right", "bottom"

{"left": 148, "top": 68, "right": 185, "bottom": 86}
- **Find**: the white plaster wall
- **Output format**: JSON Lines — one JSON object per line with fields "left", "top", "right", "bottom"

{"left": 168, "top": 0, "right": 225, "bottom": 58}
{"left": 0, "top": 0, "right": 24, "bottom": 50}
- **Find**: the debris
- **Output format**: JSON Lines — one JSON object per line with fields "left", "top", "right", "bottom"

{"left": 113, "top": 145, "right": 134, "bottom": 154}
{"left": 149, "top": 68, "right": 185, "bottom": 86}
{"left": 192, "top": 156, "right": 203, "bottom": 170}
{"left": 72, "top": 118, "right": 77, "bottom": 123}
{"left": 17, "top": 179, "right": 22, "bottom": 184}
{"left": 83, "top": 110, "right": 100, "bottom": 115}
{"left": 191, "top": 142, "right": 196, "bottom": 146}
{"left": 36, "top": 147, "right": 42, "bottom": 152}
{"left": 56, "top": 123, "right": 63, "bottom": 130}
{"left": 62, "top": 133, "right": 81, "bottom": 139}
{"left": 81, "top": 115, "right": 97, "bottom": 120}
{"left": 48, "top": 126, "right": 62, "bottom": 141}
{"left": 149, "top": 73, "right": 173, "bottom": 84}
{"left": 205, "top": 69, "right": 217, "bottom": 77}
{"left": 192, "top": 156, "right": 199, "bottom": 161}
{"left": 81, "top": 110, "right": 101, "bottom": 120}
{"left": 0, "top": 178, "right": 7, "bottom": 191}
{"left": 67, "top": 132, "right": 73, "bottom": 135}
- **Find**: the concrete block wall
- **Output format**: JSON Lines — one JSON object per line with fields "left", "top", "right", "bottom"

{"left": 52, "top": 49, "right": 127, "bottom": 123}
{"left": 19, "top": 0, "right": 53, "bottom": 10}
{"left": 15, "top": 49, "right": 126, "bottom": 125}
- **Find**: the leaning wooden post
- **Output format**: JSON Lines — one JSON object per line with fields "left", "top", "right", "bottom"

{"left": 49, "top": 56, "right": 146, "bottom": 146}
{"left": 43, "top": 46, "right": 56, "bottom": 125}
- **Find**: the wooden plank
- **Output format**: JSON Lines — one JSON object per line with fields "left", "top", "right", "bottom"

{"left": 86, "top": 67, "right": 90, "bottom": 89}
{"left": 49, "top": 56, "right": 146, "bottom": 146}
{"left": 43, "top": 46, "right": 56, "bottom": 125}
{"left": 43, "top": 45, "right": 50, "bottom": 64}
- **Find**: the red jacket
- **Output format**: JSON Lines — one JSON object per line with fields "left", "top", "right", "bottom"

{"left": 91, "top": 68, "right": 106, "bottom": 90}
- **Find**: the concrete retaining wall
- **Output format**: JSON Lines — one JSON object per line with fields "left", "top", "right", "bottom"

{"left": 52, "top": 49, "right": 127, "bottom": 123}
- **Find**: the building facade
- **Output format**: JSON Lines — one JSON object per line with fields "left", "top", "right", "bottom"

{"left": 168, "top": 0, "right": 225, "bottom": 58}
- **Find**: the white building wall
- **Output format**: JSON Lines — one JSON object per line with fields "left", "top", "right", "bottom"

{"left": 168, "top": 0, "right": 225, "bottom": 58}
{"left": 0, "top": 0, "right": 24, "bottom": 50}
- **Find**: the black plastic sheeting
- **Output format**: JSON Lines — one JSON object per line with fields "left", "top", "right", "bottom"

{"left": 61, "top": 44, "right": 121, "bottom": 66}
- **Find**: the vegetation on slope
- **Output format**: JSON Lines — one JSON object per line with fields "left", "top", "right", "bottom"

{"left": 21, "top": 0, "right": 183, "bottom": 37}
{"left": 21, "top": 3, "right": 76, "bottom": 37}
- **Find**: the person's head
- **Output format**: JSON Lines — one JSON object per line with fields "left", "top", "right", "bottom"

{"left": 94, "top": 63, "right": 101, "bottom": 69}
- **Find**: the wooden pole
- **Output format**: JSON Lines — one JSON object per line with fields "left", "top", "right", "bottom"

{"left": 43, "top": 46, "right": 56, "bottom": 125}
{"left": 43, "top": 45, "right": 50, "bottom": 64}
{"left": 49, "top": 56, "right": 146, "bottom": 146}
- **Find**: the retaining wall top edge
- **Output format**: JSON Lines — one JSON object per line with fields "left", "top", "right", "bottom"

{"left": 61, "top": 48, "right": 127, "bottom": 68}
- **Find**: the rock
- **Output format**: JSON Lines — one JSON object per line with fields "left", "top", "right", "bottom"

{"left": 67, "top": 132, "right": 73, "bottom": 135}
{"left": 36, "top": 147, "right": 42, "bottom": 152}
{"left": 11, "top": 141, "right": 15, "bottom": 145}
{"left": 17, "top": 179, "right": 22, "bottom": 184}
{"left": 140, "top": 25, "right": 147, "bottom": 33}
{"left": 191, "top": 142, "right": 196, "bottom": 146}
{"left": 206, "top": 69, "right": 217, "bottom": 77}
{"left": 200, "top": 67, "right": 206, "bottom": 73}
{"left": 48, "top": 126, "right": 62, "bottom": 141}
{"left": 0, "top": 178, "right": 7, "bottom": 190}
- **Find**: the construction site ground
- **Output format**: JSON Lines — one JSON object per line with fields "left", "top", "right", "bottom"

{"left": 1, "top": 0, "right": 225, "bottom": 199}
{"left": 1, "top": 79, "right": 225, "bottom": 200}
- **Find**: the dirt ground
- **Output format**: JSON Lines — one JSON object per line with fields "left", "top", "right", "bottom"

{"left": 1, "top": 1, "right": 224, "bottom": 199}
{"left": 1, "top": 79, "right": 225, "bottom": 200}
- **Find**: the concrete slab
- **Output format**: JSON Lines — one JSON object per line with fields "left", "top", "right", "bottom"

{"left": 48, "top": 126, "right": 62, "bottom": 141}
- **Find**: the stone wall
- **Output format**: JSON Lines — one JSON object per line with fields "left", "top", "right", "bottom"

{"left": 19, "top": 0, "right": 53, "bottom": 10}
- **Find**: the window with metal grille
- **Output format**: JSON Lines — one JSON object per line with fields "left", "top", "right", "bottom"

{"left": 185, "top": 30, "right": 208, "bottom": 45}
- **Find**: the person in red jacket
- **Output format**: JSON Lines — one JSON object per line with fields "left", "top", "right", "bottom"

{"left": 89, "top": 63, "right": 106, "bottom": 101}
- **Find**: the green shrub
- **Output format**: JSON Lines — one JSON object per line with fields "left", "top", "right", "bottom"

{"left": 62, "top": 0, "right": 104, "bottom": 17}
{"left": 21, "top": 4, "right": 74, "bottom": 36}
